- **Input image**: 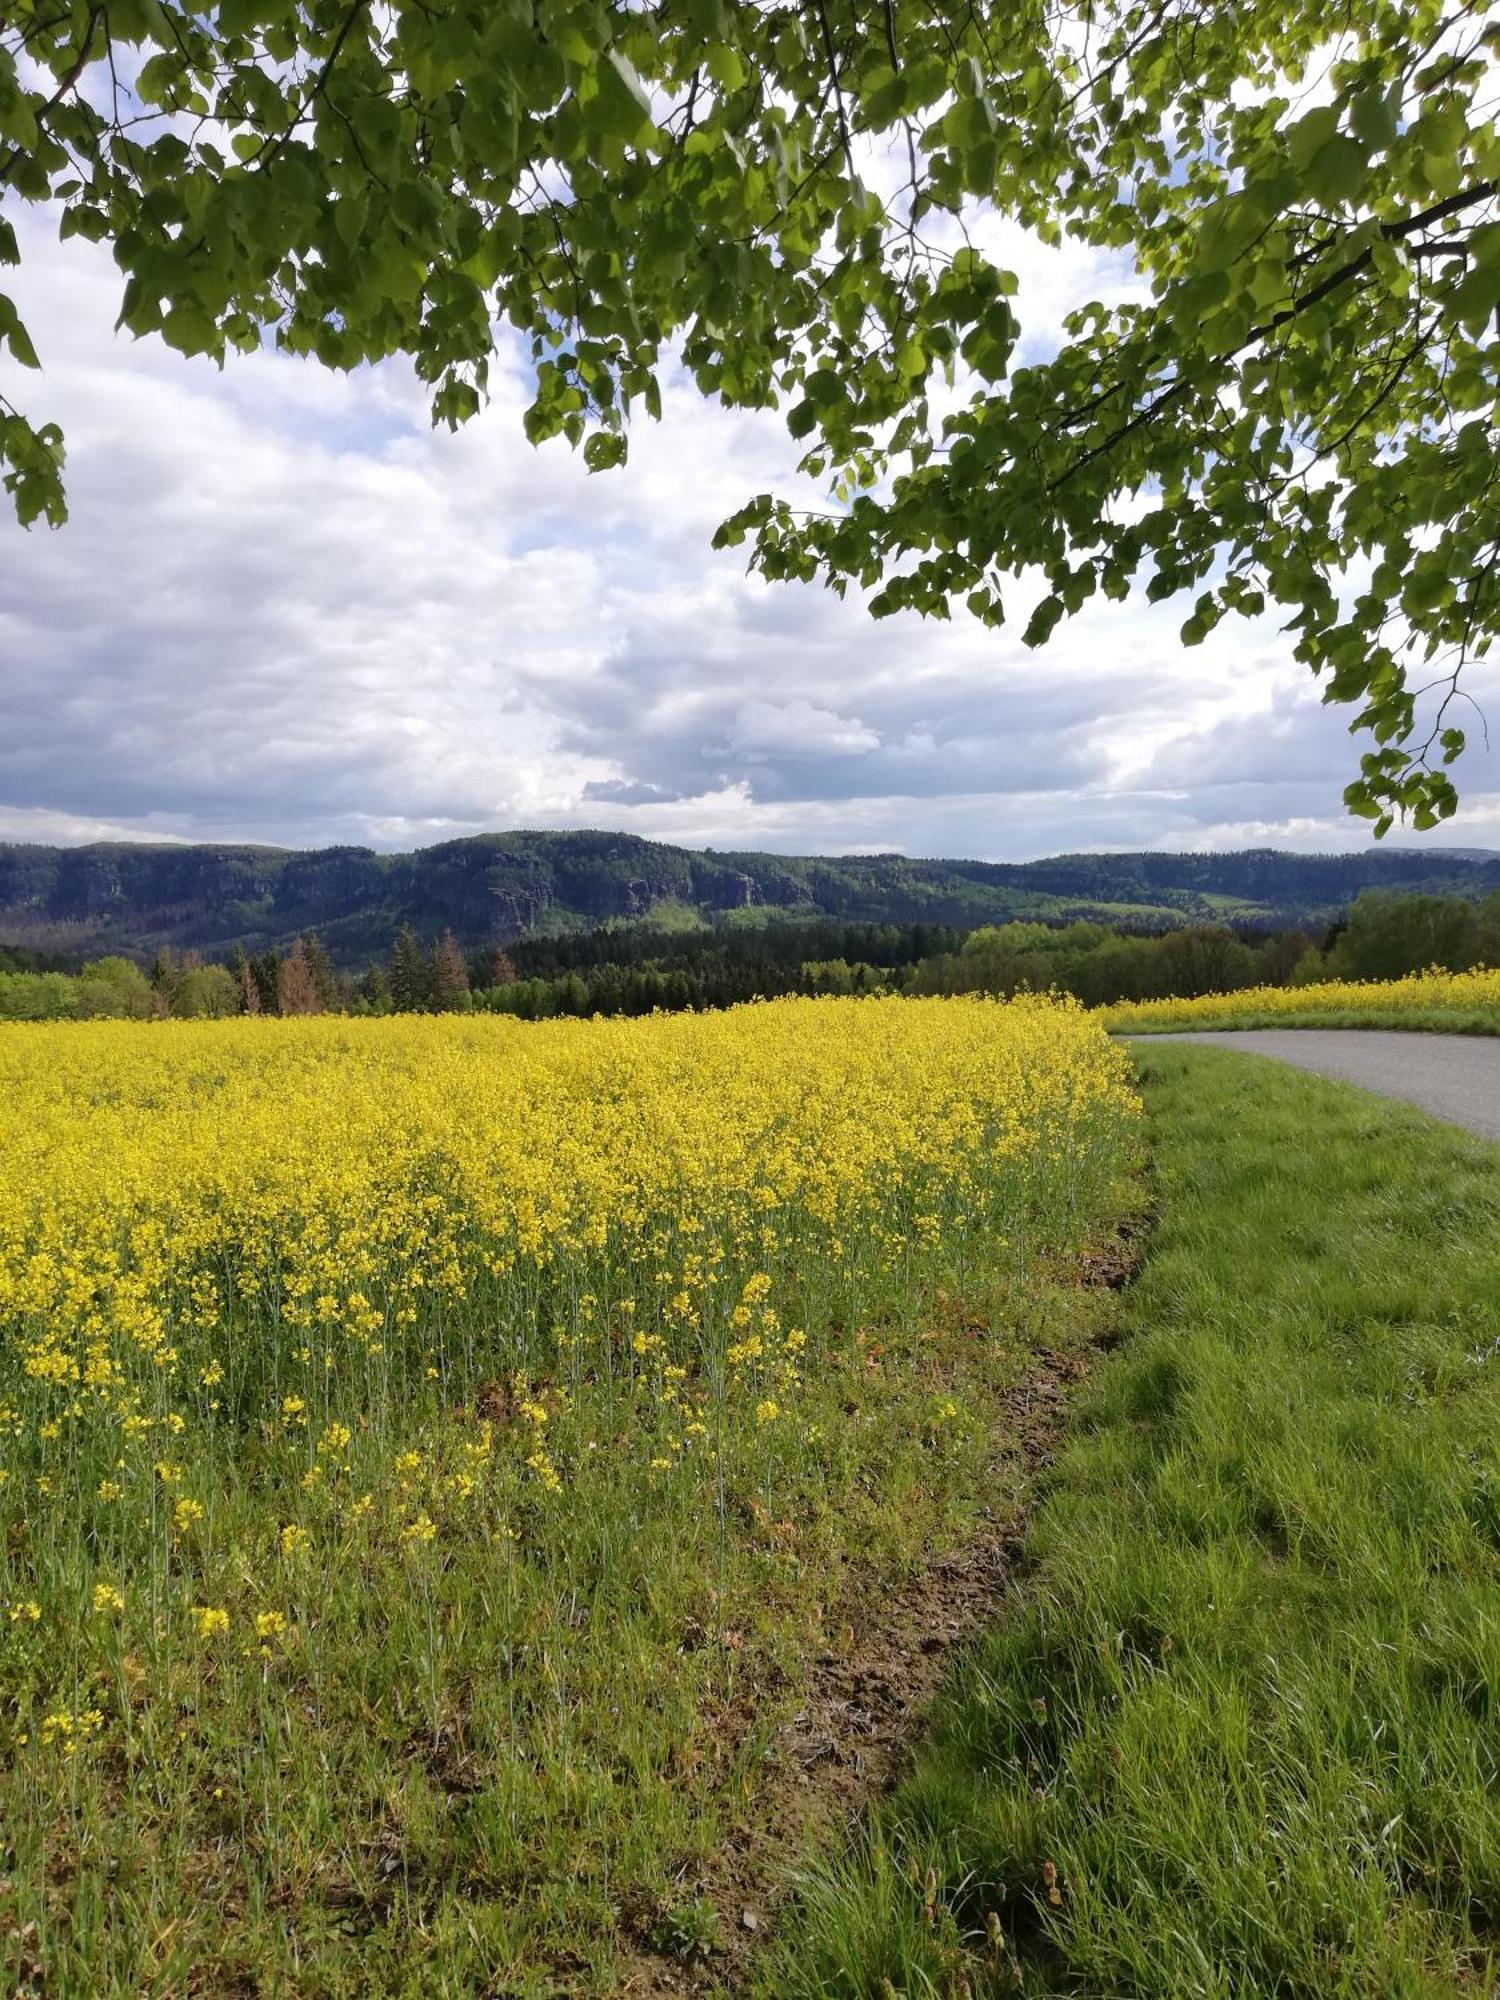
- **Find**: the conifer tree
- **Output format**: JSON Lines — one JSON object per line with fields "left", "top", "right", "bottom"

{"left": 148, "top": 948, "right": 177, "bottom": 1014}
{"left": 473, "top": 946, "right": 519, "bottom": 989}
{"left": 358, "top": 966, "right": 392, "bottom": 1013}
{"left": 228, "top": 944, "right": 260, "bottom": 1016}
{"left": 251, "top": 952, "right": 281, "bottom": 1017}
{"left": 301, "top": 932, "right": 339, "bottom": 1012}
{"left": 432, "top": 930, "right": 470, "bottom": 1011}
{"left": 388, "top": 927, "right": 432, "bottom": 1014}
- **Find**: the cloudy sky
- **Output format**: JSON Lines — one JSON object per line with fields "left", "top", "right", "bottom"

{"left": 3, "top": 210, "right": 1498, "bottom": 862}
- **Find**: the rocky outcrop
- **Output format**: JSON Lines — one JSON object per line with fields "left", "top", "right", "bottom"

{"left": 2, "top": 832, "right": 1497, "bottom": 967}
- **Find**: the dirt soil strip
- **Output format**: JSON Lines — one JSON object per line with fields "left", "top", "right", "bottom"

{"left": 616, "top": 1223, "right": 1145, "bottom": 1998}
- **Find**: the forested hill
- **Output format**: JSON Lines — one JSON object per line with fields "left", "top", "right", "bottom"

{"left": 3, "top": 832, "right": 1500, "bottom": 965}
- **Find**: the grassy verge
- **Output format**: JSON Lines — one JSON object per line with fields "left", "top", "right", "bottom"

{"left": 756, "top": 1045, "right": 1500, "bottom": 1997}
{"left": 1122, "top": 1006, "right": 1500, "bottom": 1036}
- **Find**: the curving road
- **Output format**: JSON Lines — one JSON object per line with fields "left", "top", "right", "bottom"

{"left": 1134, "top": 1029, "right": 1500, "bottom": 1143}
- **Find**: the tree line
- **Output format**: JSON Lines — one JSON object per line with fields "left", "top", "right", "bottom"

{"left": 910, "top": 891, "right": 1500, "bottom": 1006}
{"left": 4, "top": 892, "right": 1500, "bottom": 1024}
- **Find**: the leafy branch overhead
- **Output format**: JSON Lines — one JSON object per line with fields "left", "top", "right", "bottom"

{"left": 0, "top": 0, "right": 1496, "bottom": 828}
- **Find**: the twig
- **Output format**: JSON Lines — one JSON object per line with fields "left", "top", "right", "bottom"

{"left": 806, "top": 0, "right": 854, "bottom": 179}
{"left": 0, "top": 4, "right": 102, "bottom": 187}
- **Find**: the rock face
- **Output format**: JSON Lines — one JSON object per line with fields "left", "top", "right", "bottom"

{"left": 1, "top": 831, "right": 1498, "bottom": 967}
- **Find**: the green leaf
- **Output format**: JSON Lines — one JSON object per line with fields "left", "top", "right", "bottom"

{"left": 587, "top": 50, "right": 655, "bottom": 147}
{"left": 1285, "top": 105, "right": 1340, "bottom": 173}
{"left": 1302, "top": 134, "right": 1367, "bottom": 209}
{"left": 1023, "top": 595, "right": 1064, "bottom": 647}
{"left": 0, "top": 81, "right": 39, "bottom": 153}
{"left": 894, "top": 339, "right": 927, "bottom": 382}
{"left": 705, "top": 45, "right": 745, "bottom": 93}
{"left": 1452, "top": 235, "right": 1500, "bottom": 334}
{"left": 583, "top": 430, "right": 628, "bottom": 471}
{"left": 0, "top": 295, "right": 39, "bottom": 370}
{"left": 1349, "top": 83, "right": 1400, "bottom": 154}
{"left": 1402, "top": 565, "right": 1454, "bottom": 618}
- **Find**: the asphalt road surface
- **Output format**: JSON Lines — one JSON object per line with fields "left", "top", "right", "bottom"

{"left": 1137, "top": 1030, "right": 1500, "bottom": 1144}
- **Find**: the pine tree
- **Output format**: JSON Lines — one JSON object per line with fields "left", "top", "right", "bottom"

{"left": 252, "top": 951, "right": 281, "bottom": 1016}
{"left": 148, "top": 948, "right": 177, "bottom": 1016}
{"left": 228, "top": 944, "right": 259, "bottom": 1015}
{"left": 471, "top": 945, "right": 518, "bottom": 988}
{"left": 388, "top": 927, "right": 431, "bottom": 1013}
{"left": 432, "top": 930, "right": 470, "bottom": 1011}
{"left": 302, "top": 932, "right": 339, "bottom": 1012}
{"left": 358, "top": 965, "right": 391, "bottom": 1012}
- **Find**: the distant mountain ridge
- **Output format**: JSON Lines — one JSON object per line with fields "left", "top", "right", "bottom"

{"left": 2, "top": 831, "right": 1498, "bottom": 966}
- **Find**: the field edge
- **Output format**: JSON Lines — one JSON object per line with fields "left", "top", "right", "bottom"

{"left": 744, "top": 1044, "right": 1500, "bottom": 1998}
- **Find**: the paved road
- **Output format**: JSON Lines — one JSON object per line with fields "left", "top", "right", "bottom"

{"left": 1135, "top": 1030, "right": 1500, "bottom": 1143}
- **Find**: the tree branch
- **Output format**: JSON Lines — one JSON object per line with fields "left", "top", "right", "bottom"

{"left": 246, "top": 0, "right": 369, "bottom": 170}
{"left": 882, "top": 0, "right": 900, "bottom": 70}
{"left": 0, "top": 4, "right": 102, "bottom": 188}
{"left": 806, "top": 0, "right": 854, "bottom": 180}
{"left": 1054, "top": 179, "right": 1499, "bottom": 491}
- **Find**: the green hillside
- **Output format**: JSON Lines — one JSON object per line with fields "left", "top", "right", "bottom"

{"left": 2, "top": 831, "right": 1499, "bottom": 965}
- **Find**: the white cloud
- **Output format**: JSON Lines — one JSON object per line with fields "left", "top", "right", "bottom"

{"left": 731, "top": 698, "right": 880, "bottom": 758}
{"left": 2, "top": 215, "right": 1497, "bottom": 864}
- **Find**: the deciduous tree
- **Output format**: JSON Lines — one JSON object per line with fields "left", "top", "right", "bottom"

{"left": 174, "top": 962, "right": 243, "bottom": 1017}
{"left": 75, "top": 955, "right": 153, "bottom": 1019}
{"left": 2, "top": 0, "right": 1495, "bottom": 824}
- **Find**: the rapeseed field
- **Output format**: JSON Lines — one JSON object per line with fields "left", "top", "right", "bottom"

{"left": 0, "top": 996, "right": 1138, "bottom": 1994}
{"left": 1099, "top": 962, "right": 1500, "bottom": 1034}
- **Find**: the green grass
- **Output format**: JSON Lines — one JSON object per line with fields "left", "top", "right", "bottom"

{"left": 1124, "top": 1006, "right": 1500, "bottom": 1036}
{"left": 3, "top": 1255, "right": 1129, "bottom": 2000}
{"left": 755, "top": 1046, "right": 1500, "bottom": 1997}
{"left": 1, "top": 1195, "right": 1139, "bottom": 1999}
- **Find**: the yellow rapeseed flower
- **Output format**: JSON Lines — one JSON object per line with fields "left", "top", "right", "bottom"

{"left": 1097, "top": 963, "right": 1500, "bottom": 1033}
{"left": 0, "top": 996, "right": 1138, "bottom": 1681}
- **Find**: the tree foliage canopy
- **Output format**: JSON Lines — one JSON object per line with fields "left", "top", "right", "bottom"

{"left": 1, "top": 0, "right": 1496, "bottom": 825}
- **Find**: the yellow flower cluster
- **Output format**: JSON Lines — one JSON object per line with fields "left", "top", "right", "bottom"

{"left": 1098, "top": 963, "right": 1500, "bottom": 1034}
{"left": 0, "top": 995, "right": 1137, "bottom": 1760}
